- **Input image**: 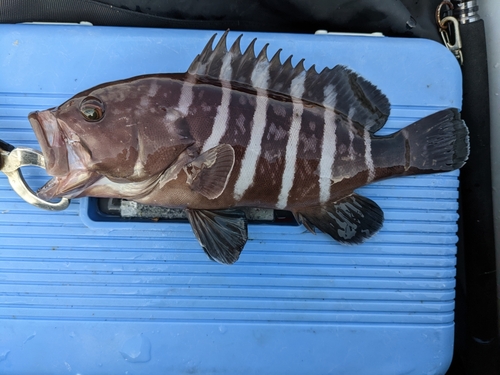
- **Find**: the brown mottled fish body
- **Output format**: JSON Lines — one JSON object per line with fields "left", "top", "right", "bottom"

{"left": 28, "top": 32, "right": 469, "bottom": 264}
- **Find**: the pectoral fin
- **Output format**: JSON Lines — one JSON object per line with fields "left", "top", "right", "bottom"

{"left": 296, "top": 193, "right": 384, "bottom": 244}
{"left": 183, "top": 144, "right": 235, "bottom": 200}
{"left": 186, "top": 208, "right": 248, "bottom": 264}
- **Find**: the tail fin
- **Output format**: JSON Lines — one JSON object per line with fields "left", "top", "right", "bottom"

{"left": 403, "top": 108, "right": 469, "bottom": 172}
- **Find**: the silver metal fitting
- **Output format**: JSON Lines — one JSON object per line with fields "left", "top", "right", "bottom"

{"left": 453, "top": 0, "right": 481, "bottom": 24}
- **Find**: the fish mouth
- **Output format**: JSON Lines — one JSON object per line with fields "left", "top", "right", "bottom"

{"left": 29, "top": 110, "right": 98, "bottom": 199}
{"left": 29, "top": 110, "right": 70, "bottom": 177}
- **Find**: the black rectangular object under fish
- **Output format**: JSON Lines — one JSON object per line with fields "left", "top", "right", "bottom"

{"left": 95, "top": 197, "right": 296, "bottom": 224}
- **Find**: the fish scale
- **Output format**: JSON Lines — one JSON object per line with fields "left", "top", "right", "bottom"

{"left": 28, "top": 31, "right": 469, "bottom": 264}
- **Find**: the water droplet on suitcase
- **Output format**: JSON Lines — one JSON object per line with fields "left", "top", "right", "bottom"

{"left": 0, "top": 350, "right": 10, "bottom": 362}
{"left": 119, "top": 334, "right": 151, "bottom": 363}
{"left": 23, "top": 332, "right": 36, "bottom": 344}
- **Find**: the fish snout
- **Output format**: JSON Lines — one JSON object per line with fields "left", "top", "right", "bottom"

{"left": 28, "top": 110, "right": 69, "bottom": 177}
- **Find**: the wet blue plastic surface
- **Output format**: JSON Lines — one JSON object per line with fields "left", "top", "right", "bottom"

{"left": 0, "top": 24, "right": 462, "bottom": 374}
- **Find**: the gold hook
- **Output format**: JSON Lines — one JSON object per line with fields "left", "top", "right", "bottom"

{"left": 436, "top": 1, "right": 454, "bottom": 29}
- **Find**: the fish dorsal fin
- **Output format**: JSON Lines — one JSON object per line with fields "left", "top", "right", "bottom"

{"left": 187, "top": 31, "right": 390, "bottom": 133}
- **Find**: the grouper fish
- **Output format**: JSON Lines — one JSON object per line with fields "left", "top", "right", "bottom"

{"left": 28, "top": 31, "right": 469, "bottom": 264}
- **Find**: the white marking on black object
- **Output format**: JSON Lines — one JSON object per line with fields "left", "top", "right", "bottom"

{"left": 277, "top": 71, "right": 306, "bottom": 209}
{"left": 364, "top": 127, "right": 375, "bottom": 182}
{"left": 319, "top": 84, "right": 337, "bottom": 204}
{"left": 202, "top": 53, "right": 233, "bottom": 153}
{"left": 233, "top": 59, "right": 270, "bottom": 200}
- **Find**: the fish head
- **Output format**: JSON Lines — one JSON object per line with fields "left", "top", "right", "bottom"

{"left": 29, "top": 78, "right": 194, "bottom": 199}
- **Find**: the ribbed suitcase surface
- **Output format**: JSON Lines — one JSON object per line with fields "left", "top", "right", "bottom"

{"left": 0, "top": 25, "right": 461, "bottom": 374}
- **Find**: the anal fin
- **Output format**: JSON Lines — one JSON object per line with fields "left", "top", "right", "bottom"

{"left": 186, "top": 208, "right": 248, "bottom": 264}
{"left": 296, "top": 193, "right": 384, "bottom": 244}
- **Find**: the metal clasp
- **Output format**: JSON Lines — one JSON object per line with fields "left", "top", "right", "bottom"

{"left": 439, "top": 16, "right": 463, "bottom": 65}
{"left": 0, "top": 145, "right": 69, "bottom": 211}
{"left": 436, "top": 1, "right": 463, "bottom": 65}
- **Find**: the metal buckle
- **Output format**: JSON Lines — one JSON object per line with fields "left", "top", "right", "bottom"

{"left": 439, "top": 16, "right": 463, "bottom": 65}
{"left": 436, "top": 1, "right": 463, "bottom": 65}
{"left": 0, "top": 146, "right": 70, "bottom": 211}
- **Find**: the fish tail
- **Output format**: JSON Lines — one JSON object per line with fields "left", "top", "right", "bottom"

{"left": 400, "top": 108, "right": 469, "bottom": 173}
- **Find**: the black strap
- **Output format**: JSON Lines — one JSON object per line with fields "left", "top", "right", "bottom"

{"left": 0, "top": 0, "right": 299, "bottom": 31}
{"left": 456, "top": 18, "right": 500, "bottom": 373}
{"left": 0, "top": 0, "right": 442, "bottom": 41}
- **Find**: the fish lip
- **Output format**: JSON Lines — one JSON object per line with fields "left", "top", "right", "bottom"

{"left": 28, "top": 110, "right": 69, "bottom": 176}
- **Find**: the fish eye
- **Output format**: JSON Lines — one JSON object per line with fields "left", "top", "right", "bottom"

{"left": 80, "top": 97, "right": 105, "bottom": 122}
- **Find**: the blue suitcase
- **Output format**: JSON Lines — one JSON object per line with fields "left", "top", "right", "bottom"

{"left": 0, "top": 24, "right": 461, "bottom": 374}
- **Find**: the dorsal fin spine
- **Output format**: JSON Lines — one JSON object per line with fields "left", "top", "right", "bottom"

{"left": 229, "top": 34, "right": 242, "bottom": 55}
{"left": 214, "top": 31, "right": 228, "bottom": 52}
{"left": 251, "top": 44, "right": 270, "bottom": 88}
{"left": 187, "top": 33, "right": 217, "bottom": 74}
{"left": 282, "top": 55, "right": 294, "bottom": 70}
{"left": 296, "top": 59, "right": 305, "bottom": 71}
{"left": 256, "top": 43, "right": 269, "bottom": 61}
{"left": 270, "top": 49, "right": 282, "bottom": 65}
{"left": 243, "top": 38, "right": 257, "bottom": 60}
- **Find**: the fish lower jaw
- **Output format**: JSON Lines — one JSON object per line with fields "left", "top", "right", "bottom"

{"left": 37, "top": 170, "right": 101, "bottom": 200}
{"left": 37, "top": 177, "right": 71, "bottom": 200}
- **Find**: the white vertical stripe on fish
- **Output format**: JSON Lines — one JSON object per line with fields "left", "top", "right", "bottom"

{"left": 251, "top": 56, "right": 272, "bottom": 88}
{"left": 364, "top": 127, "right": 375, "bottom": 182}
{"left": 177, "top": 80, "right": 194, "bottom": 117}
{"left": 201, "top": 53, "right": 233, "bottom": 153}
{"left": 276, "top": 71, "right": 306, "bottom": 209}
{"left": 319, "top": 85, "right": 337, "bottom": 204}
{"left": 133, "top": 132, "right": 146, "bottom": 177}
{"left": 233, "top": 59, "right": 270, "bottom": 200}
